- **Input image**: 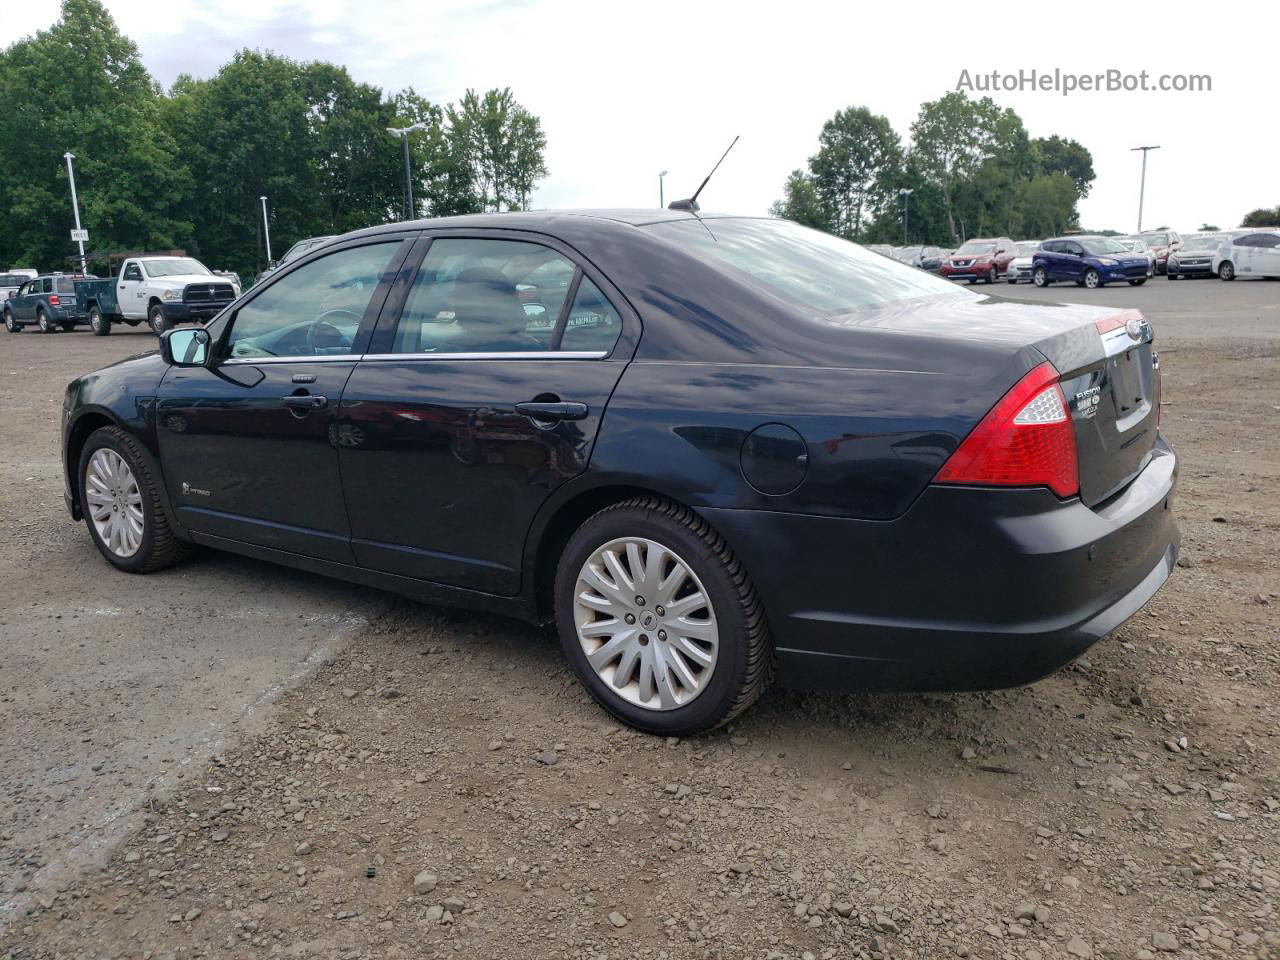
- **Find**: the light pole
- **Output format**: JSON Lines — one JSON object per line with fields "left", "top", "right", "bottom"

{"left": 387, "top": 123, "right": 428, "bottom": 220}
{"left": 63, "top": 152, "right": 87, "bottom": 274}
{"left": 659, "top": 170, "right": 668, "bottom": 208}
{"left": 899, "top": 188, "right": 914, "bottom": 246}
{"left": 259, "top": 196, "right": 273, "bottom": 265}
{"left": 1131, "top": 145, "right": 1160, "bottom": 232}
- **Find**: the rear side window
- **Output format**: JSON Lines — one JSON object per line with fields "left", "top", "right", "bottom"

{"left": 393, "top": 238, "right": 579, "bottom": 354}
{"left": 560, "top": 278, "right": 623, "bottom": 353}
{"left": 647, "top": 218, "right": 961, "bottom": 315}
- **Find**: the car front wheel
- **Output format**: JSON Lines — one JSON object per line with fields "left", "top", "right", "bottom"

{"left": 1218, "top": 261, "right": 1235, "bottom": 281}
{"left": 1033, "top": 267, "right": 1049, "bottom": 287}
{"left": 555, "top": 497, "right": 773, "bottom": 736}
{"left": 986, "top": 266, "right": 997, "bottom": 284}
{"left": 148, "top": 304, "right": 169, "bottom": 335}
{"left": 78, "top": 426, "right": 190, "bottom": 573}
{"left": 1083, "top": 269, "right": 1101, "bottom": 289}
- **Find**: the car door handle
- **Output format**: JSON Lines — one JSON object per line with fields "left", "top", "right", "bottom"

{"left": 514, "top": 401, "right": 588, "bottom": 421}
{"left": 281, "top": 394, "right": 328, "bottom": 411}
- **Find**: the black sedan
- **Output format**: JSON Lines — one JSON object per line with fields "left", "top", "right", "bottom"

{"left": 60, "top": 211, "right": 1179, "bottom": 735}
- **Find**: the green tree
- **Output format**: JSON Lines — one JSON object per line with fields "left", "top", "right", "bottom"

{"left": 807, "top": 107, "right": 901, "bottom": 240}
{"left": 1016, "top": 172, "right": 1079, "bottom": 239}
{"left": 448, "top": 87, "right": 547, "bottom": 212}
{"left": 1033, "top": 135, "right": 1096, "bottom": 198}
{"left": 909, "top": 91, "right": 1006, "bottom": 242}
{"left": 1241, "top": 206, "right": 1280, "bottom": 227}
{"left": 0, "top": 0, "right": 192, "bottom": 269}
{"left": 769, "top": 169, "right": 830, "bottom": 231}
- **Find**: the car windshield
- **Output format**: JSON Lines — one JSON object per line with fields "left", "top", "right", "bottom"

{"left": 955, "top": 241, "right": 996, "bottom": 255}
{"left": 647, "top": 217, "right": 965, "bottom": 315}
{"left": 141, "top": 258, "right": 211, "bottom": 278}
{"left": 1, "top": 273, "right": 33, "bottom": 286}
{"left": 1184, "top": 235, "right": 1226, "bottom": 251}
{"left": 1142, "top": 233, "right": 1169, "bottom": 245}
{"left": 1014, "top": 242, "right": 1039, "bottom": 256}
{"left": 1080, "top": 238, "right": 1128, "bottom": 255}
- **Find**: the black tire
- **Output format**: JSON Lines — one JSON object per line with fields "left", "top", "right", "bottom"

{"left": 1167, "top": 273, "right": 1178, "bottom": 280}
{"left": 89, "top": 306, "right": 111, "bottom": 336}
{"left": 37, "top": 308, "right": 55, "bottom": 333}
{"left": 61, "top": 320, "right": 76, "bottom": 332}
{"left": 4, "top": 309, "right": 19, "bottom": 333}
{"left": 1083, "top": 269, "right": 1101, "bottom": 289}
{"left": 1006, "top": 278, "right": 1017, "bottom": 284}
{"left": 555, "top": 496, "right": 773, "bottom": 736}
{"left": 1218, "top": 261, "right": 1235, "bottom": 281}
{"left": 1033, "top": 266, "right": 1049, "bottom": 287}
{"left": 148, "top": 303, "right": 169, "bottom": 335}
{"left": 1129, "top": 278, "right": 1146, "bottom": 286}
{"left": 986, "top": 266, "right": 997, "bottom": 284}
{"left": 78, "top": 426, "right": 190, "bottom": 573}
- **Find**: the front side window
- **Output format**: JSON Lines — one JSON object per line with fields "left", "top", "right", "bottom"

{"left": 393, "top": 238, "right": 578, "bottom": 354}
{"left": 225, "top": 242, "right": 400, "bottom": 359}
{"left": 123, "top": 264, "right": 142, "bottom": 281}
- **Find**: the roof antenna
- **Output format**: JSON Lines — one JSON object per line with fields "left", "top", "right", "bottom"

{"left": 668, "top": 136, "right": 739, "bottom": 212}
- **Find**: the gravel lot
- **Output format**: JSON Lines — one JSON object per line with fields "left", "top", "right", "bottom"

{"left": 2, "top": 277, "right": 1277, "bottom": 960}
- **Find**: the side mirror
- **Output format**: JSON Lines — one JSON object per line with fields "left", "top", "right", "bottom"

{"left": 161, "top": 327, "right": 211, "bottom": 367}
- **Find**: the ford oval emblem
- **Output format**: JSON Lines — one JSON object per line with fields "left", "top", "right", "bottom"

{"left": 1125, "top": 317, "right": 1144, "bottom": 340}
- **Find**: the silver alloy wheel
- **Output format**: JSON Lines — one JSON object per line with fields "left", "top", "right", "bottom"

{"left": 86, "top": 448, "right": 144, "bottom": 558}
{"left": 573, "top": 536, "right": 719, "bottom": 711}
{"left": 1085, "top": 270, "right": 1100, "bottom": 289}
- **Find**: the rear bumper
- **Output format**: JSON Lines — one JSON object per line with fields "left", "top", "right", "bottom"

{"left": 701, "top": 435, "right": 1179, "bottom": 692}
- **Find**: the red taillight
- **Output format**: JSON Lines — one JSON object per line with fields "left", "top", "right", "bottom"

{"left": 935, "top": 361, "right": 1079, "bottom": 498}
{"left": 48, "top": 294, "right": 61, "bottom": 306}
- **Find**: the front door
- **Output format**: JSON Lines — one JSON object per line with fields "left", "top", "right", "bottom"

{"left": 13, "top": 280, "right": 38, "bottom": 321}
{"left": 156, "top": 237, "right": 410, "bottom": 562}
{"left": 338, "top": 234, "right": 635, "bottom": 595}
{"left": 118, "top": 260, "right": 147, "bottom": 319}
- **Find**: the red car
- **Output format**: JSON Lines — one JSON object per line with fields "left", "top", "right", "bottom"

{"left": 941, "top": 237, "right": 1016, "bottom": 284}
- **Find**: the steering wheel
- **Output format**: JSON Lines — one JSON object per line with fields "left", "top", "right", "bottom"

{"left": 305, "top": 308, "right": 361, "bottom": 353}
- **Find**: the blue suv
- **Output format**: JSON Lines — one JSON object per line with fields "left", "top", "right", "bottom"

{"left": 1032, "top": 236, "right": 1151, "bottom": 289}
{"left": 3, "top": 273, "right": 94, "bottom": 333}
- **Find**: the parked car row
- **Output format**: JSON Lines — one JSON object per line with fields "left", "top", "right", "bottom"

{"left": 3, "top": 255, "right": 240, "bottom": 335}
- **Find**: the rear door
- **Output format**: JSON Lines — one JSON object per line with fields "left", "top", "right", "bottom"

{"left": 156, "top": 236, "right": 412, "bottom": 562}
{"left": 338, "top": 231, "right": 638, "bottom": 595}
{"left": 1260, "top": 233, "right": 1280, "bottom": 275}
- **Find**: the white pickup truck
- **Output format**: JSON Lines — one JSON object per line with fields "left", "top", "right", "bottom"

{"left": 74, "top": 255, "right": 241, "bottom": 336}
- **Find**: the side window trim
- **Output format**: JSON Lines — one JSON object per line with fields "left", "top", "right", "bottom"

{"left": 214, "top": 236, "right": 415, "bottom": 363}
{"left": 548, "top": 269, "right": 584, "bottom": 351}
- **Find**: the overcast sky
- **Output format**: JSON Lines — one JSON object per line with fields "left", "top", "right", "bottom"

{"left": 5, "top": 0, "right": 1275, "bottom": 234}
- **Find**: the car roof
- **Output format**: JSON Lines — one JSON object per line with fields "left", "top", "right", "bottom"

{"left": 346, "top": 208, "right": 726, "bottom": 241}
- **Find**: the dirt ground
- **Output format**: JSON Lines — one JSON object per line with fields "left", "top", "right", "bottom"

{"left": 2, "top": 277, "right": 1277, "bottom": 960}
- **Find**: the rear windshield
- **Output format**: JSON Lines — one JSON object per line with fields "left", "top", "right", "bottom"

{"left": 646, "top": 218, "right": 963, "bottom": 315}
{"left": 56, "top": 277, "right": 77, "bottom": 293}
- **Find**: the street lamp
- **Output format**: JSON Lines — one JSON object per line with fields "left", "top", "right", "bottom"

{"left": 658, "top": 170, "right": 668, "bottom": 208}
{"left": 1131, "top": 145, "right": 1161, "bottom": 233}
{"left": 899, "top": 188, "right": 914, "bottom": 246}
{"left": 387, "top": 123, "right": 428, "bottom": 220}
{"left": 259, "top": 196, "right": 273, "bottom": 265}
{"left": 63, "top": 152, "right": 87, "bottom": 274}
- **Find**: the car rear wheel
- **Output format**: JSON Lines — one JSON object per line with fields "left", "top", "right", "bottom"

{"left": 1218, "top": 261, "right": 1235, "bottom": 281}
{"left": 148, "top": 304, "right": 169, "bottom": 335}
{"left": 78, "top": 426, "right": 190, "bottom": 573}
{"left": 1033, "top": 267, "right": 1049, "bottom": 287}
{"left": 1083, "top": 269, "right": 1101, "bottom": 289}
{"left": 89, "top": 306, "right": 111, "bottom": 336}
{"left": 37, "top": 309, "right": 55, "bottom": 333}
{"left": 4, "top": 309, "right": 19, "bottom": 333}
{"left": 555, "top": 496, "right": 773, "bottom": 736}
